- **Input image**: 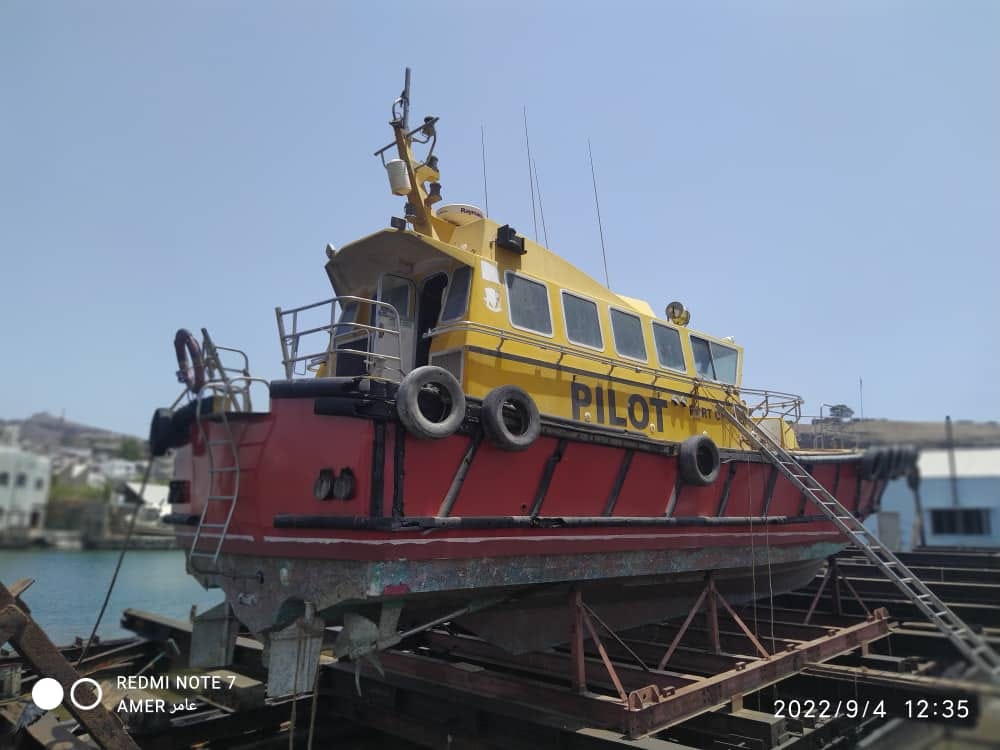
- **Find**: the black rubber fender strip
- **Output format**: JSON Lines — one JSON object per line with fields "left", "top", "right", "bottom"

{"left": 270, "top": 377, "right": 385, "bottom": 399}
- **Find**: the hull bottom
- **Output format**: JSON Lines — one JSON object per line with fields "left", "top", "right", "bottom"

{"left": 457, "top": 554, "right": 826, "bottom": 653}
{"left": 205, "top": 539, "right": 841, "bottom": 653}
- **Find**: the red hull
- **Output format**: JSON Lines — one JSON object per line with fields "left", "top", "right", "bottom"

{"left": 168, "top": 394, "right": 884, "bottom": 564}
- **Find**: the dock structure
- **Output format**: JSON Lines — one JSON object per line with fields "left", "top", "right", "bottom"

{"left": 1, "top": 547, "right": 999, "bottom": 749}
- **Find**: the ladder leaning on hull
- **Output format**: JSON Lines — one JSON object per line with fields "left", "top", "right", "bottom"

{"left": 718, "top": 402, "right": 1000, "bottom": 684}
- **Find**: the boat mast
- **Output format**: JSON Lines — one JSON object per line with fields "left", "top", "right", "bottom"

{"left": 377, "top": 68, "right": 449, "bottom": 241}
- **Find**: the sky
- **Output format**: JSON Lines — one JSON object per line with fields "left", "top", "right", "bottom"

{"left": 2, "top": 1, "right": 997, "bottom": 436}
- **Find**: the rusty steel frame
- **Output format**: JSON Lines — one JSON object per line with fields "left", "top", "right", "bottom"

{"left": 0, "top": 579, "right": 141, "bottom": 750}
{"left": 804, "top": 556, "right": 872, "bottom": 624}
{"left": 657, "top": 571, "right": 769, "bottom": 670}
{"left": 364, "top": 608, "right": 890, "bottom": 739}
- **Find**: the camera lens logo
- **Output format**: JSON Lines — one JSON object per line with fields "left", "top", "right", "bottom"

{"left": 31, "top": 677, "right": 103, "bottom": 711}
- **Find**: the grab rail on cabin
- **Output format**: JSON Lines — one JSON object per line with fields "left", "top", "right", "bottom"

{"left": 429, "top": 320, "right": 804, "bottom": 421}
{"left": 275, "top": 296, "right": 404, "bottom": 381}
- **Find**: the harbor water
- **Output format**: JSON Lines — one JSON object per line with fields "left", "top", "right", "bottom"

{"left": 0, "top": 548, "right": 222, "bottom": 644}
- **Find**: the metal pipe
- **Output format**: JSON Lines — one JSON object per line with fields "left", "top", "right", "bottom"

{"left": 945, "top": 415, "right": 960, "bottom": 508}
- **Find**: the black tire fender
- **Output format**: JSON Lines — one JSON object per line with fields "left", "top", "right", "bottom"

{"left": 149, "top": 408, "right": 175, "bottom": 458}
{"left": 481, "top": 385, "right": 542, "bottom": 451}
{"left": 870, "top": 447, "right": 890, "bottom": 480}
{"left": 860, "top": 448, "right": 880, "bottom": 480}
{"left": 396, "top": 366, "right": 466, "bottom": 440}
{"left": 678, "top": 435, "right": 721, "bottom": 486}
{"left": 885, "top": 446, "right": 903, "bottom": 479}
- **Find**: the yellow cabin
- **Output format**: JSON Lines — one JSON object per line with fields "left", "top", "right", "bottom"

{"left": 274, "top": 75, "right": 801, "bottom": 454}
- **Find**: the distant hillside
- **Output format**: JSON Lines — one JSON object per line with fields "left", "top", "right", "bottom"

{"left": 794, "top": 418, "right": 1000, "bottom": 450}
{"left": 0, "top": 412, "right": 142, "bottom": 452}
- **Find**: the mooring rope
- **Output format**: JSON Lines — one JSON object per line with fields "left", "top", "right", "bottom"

{"left": 76, "top": 459, "right": 154, "bottom": 667}
{"left": 306, "top": 647, "right": 322, "bottom": 750}
{"left": 288, "top": 623, "right": 304, "bottom": 750}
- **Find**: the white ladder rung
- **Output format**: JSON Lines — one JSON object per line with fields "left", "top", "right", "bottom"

{"left": 207, "top": 495, "right": 235, "bottom": 501}
{"left": 211, "top": 467, "right": 240, "bottom": 473}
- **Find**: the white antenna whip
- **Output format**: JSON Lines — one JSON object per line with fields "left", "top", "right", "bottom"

{"left": 480, "top": 125, "right": 489, "bottom": 217}
{"left": 524, "top": 108, "right": 538, "bottom": 242}
{"left": 588, "top": 139, "right": 610, "bottom": 288}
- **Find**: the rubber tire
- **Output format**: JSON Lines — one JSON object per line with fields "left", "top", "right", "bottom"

{"left": 149, "top": 408, "right": 175, "bottom": 457}
{"left": 481, "top": 385, "right": 542, "bottom": 451}
{"left": 885, "top": 446, "right": 903, "bottom": 479}
{"left": 396, "top": 366, "right": 466, "bottom": 440}
{"left": 860, "top": 447, "right": 880, "bottom": 481}
{"left": 870, "top": 447, "right": 890, "bottom": 480}
{"left": 678, "top": 435, "right": 720, "bottom": 486}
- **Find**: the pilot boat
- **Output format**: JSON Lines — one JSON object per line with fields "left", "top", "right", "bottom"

{"left": 151, "top": 72, "right": 915, "bottom": 674}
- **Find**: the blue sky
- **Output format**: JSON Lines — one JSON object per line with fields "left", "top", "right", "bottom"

{"left": 2, "top": 2, "right": 997, "bottom": 436}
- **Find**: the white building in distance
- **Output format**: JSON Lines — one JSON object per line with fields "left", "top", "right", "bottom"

{"left": 0, "top": 445, "right": 51, "bottom": 538}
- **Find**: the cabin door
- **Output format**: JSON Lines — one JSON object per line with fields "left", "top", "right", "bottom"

{"left": 415, "top": 273, "right": 448, "bottom": 368}
{"left": 373, "top": 274, "right": 415, "bottom": 379}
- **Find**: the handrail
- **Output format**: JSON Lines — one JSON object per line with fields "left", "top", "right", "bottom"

{"left": 197, "top": 376, "right": 271, "bottom": 414}
{"left": 430, "top": 320, "right": 803, "bottom": 420}
{"left": 275, "top": 295, "right": 404, "bottom": 380}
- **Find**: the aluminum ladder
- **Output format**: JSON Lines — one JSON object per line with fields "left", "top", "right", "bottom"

{"left": 189, "top": 386, "right": 241, "bottom": 566}
{"left": 718, "top": 401, "right": 1000, "bottom": 683}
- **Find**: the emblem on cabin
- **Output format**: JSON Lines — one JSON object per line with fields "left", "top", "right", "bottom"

{"left": 484, "top": 287, "right": 502, "bottom": 313}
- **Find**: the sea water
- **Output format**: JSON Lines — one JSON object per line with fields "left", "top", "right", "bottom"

{"left": 0, "top": 548, "right": 222, "bottom": 644}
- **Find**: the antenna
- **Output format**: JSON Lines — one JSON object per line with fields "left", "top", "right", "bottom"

{"left": 523, "top": 108, "right": 538, "bottom": 242}
{"left": 532, "top": 157, "right": 549, "bottom": 247}
{"left": 480, "top": 125, "right": 489, "bottom": 217}
{"left": 401, "top": 68, "right": 411, "bottom": 130}
{"left": 588, "top": 139, "right": 611, "bottom": 288}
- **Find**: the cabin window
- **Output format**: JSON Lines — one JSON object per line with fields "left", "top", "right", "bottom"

{"left": 34, "top": 478, "right": 44, "bottom": 491}
{"left": 930, "top": 508, "right": 991, "bottom": 536}
{"left": 440, "top": 266, "right": 472, "bottom": 322}
{"left": 561, "top": 292, "right": 603, "bottom": 350}
{"left": 333, "top": 302, "right": 358, "bottom": 338}
{"left": 0, "top": 472, "right": 7, "bottom": 487}
{"left": 505, "top": 272, "right": 553, "bottom": 335}
{"left": 691, "top": 336, "right": 739, "bottom": 384}
{"left": 610, "top": 309, "right": 647, "bottom": 361}
{"left": 377, "top": 274, "right": 414, "bottom": 326}
{"left": 652, "top": 322, "right": 685, "bottom": 371}
{"left": 712, "top": 343, "right": 738, "bottom": 384}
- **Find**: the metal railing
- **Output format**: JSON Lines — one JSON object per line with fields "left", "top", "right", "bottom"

{"left": 275, "top": 296, "right": 404, "bottom": 381}
{"left": 201, "top": 329, "right": 258, "bottom": 412}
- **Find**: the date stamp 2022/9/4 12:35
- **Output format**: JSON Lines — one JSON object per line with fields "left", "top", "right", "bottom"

{"left": 774, "top": 697, "right": 974, "bottom": 723}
